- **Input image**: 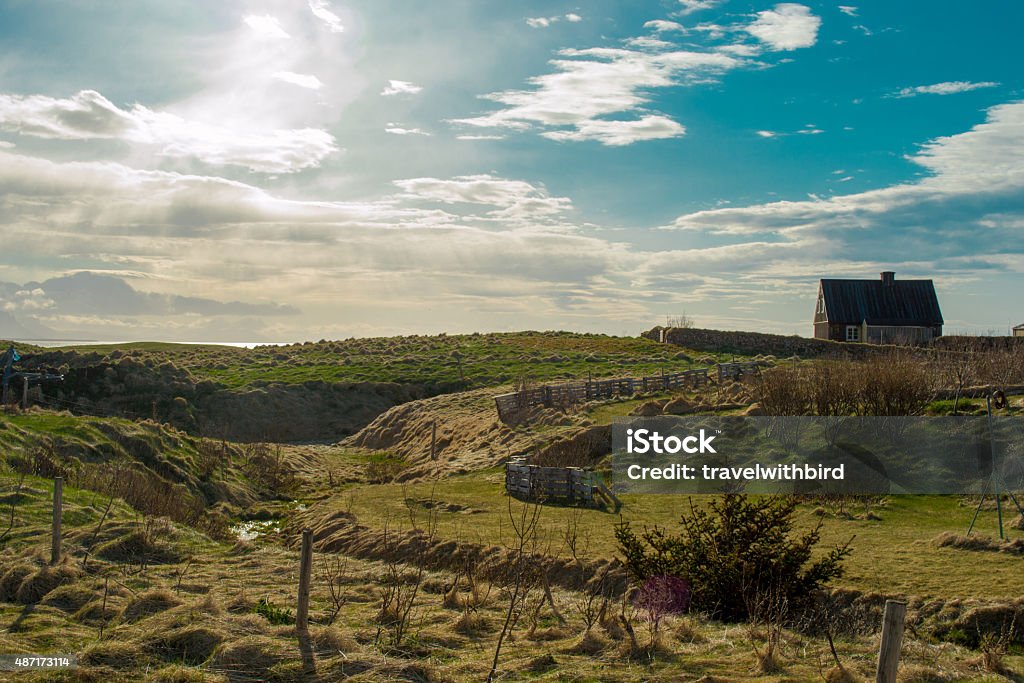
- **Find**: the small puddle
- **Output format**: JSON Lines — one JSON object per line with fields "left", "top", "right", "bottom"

{"left": 231, "top": 519, "right": 281, "bottom": 541}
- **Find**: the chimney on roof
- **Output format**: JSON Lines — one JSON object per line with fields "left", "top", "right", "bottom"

{"left": 881, "top": 271, "right": 895, "bottom": 285}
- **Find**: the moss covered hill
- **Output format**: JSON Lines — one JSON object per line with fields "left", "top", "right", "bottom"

{"left": 12, "top": 332, "right": 704, "bottom": 442}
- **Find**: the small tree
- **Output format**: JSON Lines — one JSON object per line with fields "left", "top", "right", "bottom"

{"left": 665, "top": 313, "right": 695, "bottom": 329}
{"left": 615, "top": 495, "right": 851, "bottom": 622}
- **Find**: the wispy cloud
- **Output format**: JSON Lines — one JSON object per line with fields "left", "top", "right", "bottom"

{"left": 0, "top": 90, "right": 337, "bottom": 172}
{"left": 838, "top": 6, "right": 858, "bottom": 17}
{"left": 526, "top": 14, "right": 584, "bottom": 28}
{"left": 678, "top": 0, "right": 722, "bottom": 15}
{"left": 244, "top": 14, "right": 290, "bottom": 40}
{"left": 893, "top": 81, "right": 999, "bottom": 98}
{"left": 308, "top": 0, "right": 345, "bottom": 33}
{"left": 644, "top": 20, "right": 686, "bottom": 33}
{"left": 745, "top": 4, "right": 821, "bottom": 51}
{"left": 385, "top": 124, "right": 430, "bottom": 136}
{"left": 273, "top": 71, "right": 323, "bottom": 90}
{"left": 453, "top": 47, "right": 740, "bottom": 145}
{"left": 381, "top": 80, "right": 423, "bottom": 96}
{"left": 543, "top": 115, "right": 686, "bottom": 146}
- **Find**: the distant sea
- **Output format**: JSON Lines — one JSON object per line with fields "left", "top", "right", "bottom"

{"left": 17, "top": 340, "right": 286, "bottom": 349}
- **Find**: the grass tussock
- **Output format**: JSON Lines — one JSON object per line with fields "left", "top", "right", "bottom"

{"left": 41, "top": 583, "right": 97, "bottom": 611}
{"left": 80, "top": 640, "right": 145, "bottom": 669}
{"left": 13, "top": 563, "right": 82, "bottom": 604}
{"left": 211, "top": 636, "right": 288, "bottom": 679}
{"left": 824, "top": 665, "right": 859, "bottom": 683}
{"left": 896, "top": 664, "right": 961, "bottom": 682}
{"left": 122, "top": 588, "right": 183, "bottom": 622}
{"left": 453, "top": 610, "right": 491, "bottom": 636}
{"left": 151, "top": 626, "right": 226, "bottom": 665}
{"left": 95, "top": 528, "right": 183, "bottom": 565}
{"left": 565, "top": 629, "right": 610, "bottom": 655}
{"left": 932, "top": 531, "right": 1024, "bottom": 555}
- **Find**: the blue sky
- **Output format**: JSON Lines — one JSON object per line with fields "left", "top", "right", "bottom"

{"left": 0, "top": 0, "right": 1021, "bottom": 341}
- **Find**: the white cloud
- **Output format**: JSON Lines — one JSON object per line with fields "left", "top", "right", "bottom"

{"left": 0, "top": 90, "right": 337, "bottom": 173}
{"left": 542, "top": 115, "right": 686, "bottom": 146}
{"left": 526, "top": 17, "right": 557, "bottom": 28}
{"left": 453, "top": 47, "right": 739, "bottom": 144}
{"left": 381, "top": 80, "right": 423, "bottom": 96}
{"left": 394, "top": 174, "right": 571, "bottom": 214}
{"left": 565, "top": 13, "right": 583, "bottom": 22}
{"left": 273, "top": 71, "right": 324, "bottom": 90}
{"left": 456, "top": 134, "right": 506, "bottom": 141}
{"left": 746, "top": 4, "right": 821, "bottom": 51}
{"left": 244, "top": 14, "right": 290, "bottom": 40}
{"left": 308, "top": 0, "right": 345, "bottom": 33}
{"left": 669, "top": 101, "right": 1024, "bottom": 238}
{"left": 756, "top": 130, "right": 776, "bottom": 137}
{"left": 678, "top": 0, "right": 722, "bottom": 15}
{"left": 385, "top": 124, "right": 430, "bottom": 136}
{"left": 838, "top": 6, "right": 858, "bottom": 16}
{"left": 643, "top": 20, "right": 686, "bottom": 33}
{"left": 893, "top": 81, "right": 999, "bottom": 98}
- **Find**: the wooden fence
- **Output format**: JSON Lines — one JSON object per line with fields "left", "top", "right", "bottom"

{"left": 505, "top": 457, "right": 620, "bottom": 510}
{"left": 717, "top": 361, "right": 763, "bottom": 382}
{"left": 494, "top": 368, "right": 711, "bottom": 422}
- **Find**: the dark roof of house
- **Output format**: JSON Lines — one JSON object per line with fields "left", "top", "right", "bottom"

{"left": 819, "top": 278, "right": 943, "bottom": 326}
{"left": 1015, "top": 323, "right": 1024, "bottom": 330}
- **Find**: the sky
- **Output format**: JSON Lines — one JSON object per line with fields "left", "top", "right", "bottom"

{"left": 0, "top": 0, "right": 1022, "bottom": 342}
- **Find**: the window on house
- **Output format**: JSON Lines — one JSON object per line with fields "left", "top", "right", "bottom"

{"left": 845, "top": 325, "right": 860, "bottom": 342}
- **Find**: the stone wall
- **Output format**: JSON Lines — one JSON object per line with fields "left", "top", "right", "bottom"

{"left": 932, "top": 335, "right": 1024, "bottom": 352}
{"left": 643, "top": 326, "right": 843, "bottom": 357}
{"left": 643, "top": 326, "right": 1024, "bottom": 358}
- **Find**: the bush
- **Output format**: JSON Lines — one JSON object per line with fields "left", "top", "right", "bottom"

{"left": 254, "top": 596, "right": 293, "bottom": 625}
{"left": 615, "top": 494, "right": 851, "bottom": 622}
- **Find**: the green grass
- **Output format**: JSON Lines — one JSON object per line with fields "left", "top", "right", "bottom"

{"left": 32, "top": 331, "right": 735, "bottom": 390}
{"left": 324, "top": 469, "right": 1024, "bottom": 601}
{"left": 3, "top": 472, "right": 1021, "bottom": 682}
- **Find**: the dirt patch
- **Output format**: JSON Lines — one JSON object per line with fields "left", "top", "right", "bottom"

{"left": 414, "top": 499, "right": 482, "bottom": 514}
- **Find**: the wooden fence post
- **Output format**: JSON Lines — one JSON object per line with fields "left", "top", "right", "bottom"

{"left": 296, "top": 528, "right": 313, "bottom": 633}
{"left": 22, "top": 377, "right": 29, "bottom": 409}
{"left": 430, "top": 421, "right": 437, "bottom": 461}
{"left": 875, "top": 599, "right": 906, "bottom": 683}
{"left": 51, "top": 477, "right": 63, "bottom": 565}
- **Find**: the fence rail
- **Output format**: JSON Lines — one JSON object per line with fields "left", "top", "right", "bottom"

{"left": 494, "top": 368, "right": 711, "bottom": 422}
{"left": 505, "top": 457, "right": 621, "bottom": 510}
{"left": 717, "top": 361, "right": 763, "bottom": 382}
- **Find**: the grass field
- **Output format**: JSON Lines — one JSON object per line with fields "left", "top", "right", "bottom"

{"left": 304, "top": 464, "right": 1024, "bottom": 602}
{"left": 3, "top": 471, "right": 1021, "bottom": 682}
{"left": 23, "top": 332, "right": 734, "bottom": 390}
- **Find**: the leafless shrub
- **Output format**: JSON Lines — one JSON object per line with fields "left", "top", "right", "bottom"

{"left": 744, "top": 579, "right": 789, "bottom": 674}
{"left": 571, "top": 568, "right": 614, "bottom": 634}
{"left": 317, "top": 555, "right": 351, "bottom": 626}
{"left": 487, "top": 497, "right": 544, "bottom": 682}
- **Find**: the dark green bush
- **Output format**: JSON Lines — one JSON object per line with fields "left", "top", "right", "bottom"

{"left": 254, "top": 597, "right": 293, "bottom": 625}
{"left": 615, "top": 494, "right": 851, "bottom": 622}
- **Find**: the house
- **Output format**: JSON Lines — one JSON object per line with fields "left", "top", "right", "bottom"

{"left": 813, "top": 272, "right": 943, "bottom": 344}
{"left": 1014, "top": 323, "right": 1024, "bottom": 338}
